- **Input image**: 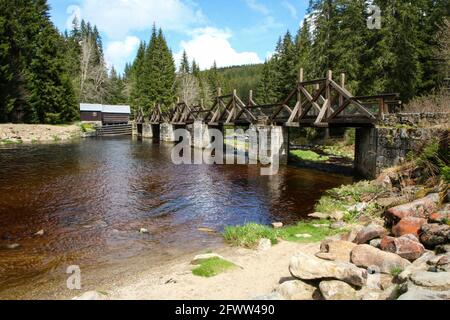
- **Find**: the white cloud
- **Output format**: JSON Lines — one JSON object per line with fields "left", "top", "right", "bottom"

{"left": 105, "top": 36, "right": 141, "bottom": 71}
{"left": 70, "top": 0, "right": 206, "bottom": 39}
{"left": 66, "top": 5, "right": 82, "bottom": 30}
{"left": 282, "top": 1, "right": 298, "bottom": 20}
{"left": 175, "top": 28, "right": 263, "bottom": 70}
{"left": 245, "top": 0, "right": 270, "bottom": 16}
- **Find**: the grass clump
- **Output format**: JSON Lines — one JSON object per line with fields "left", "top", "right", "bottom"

{"left": 224, "top": 223, "right": 278, "bottom": 248}
{"left": 290, "top": 150, "right": 330, "bottom": 162}
{"left": 80, "top": 123, "right": 96, "bottom": 133}
{"left": 223, "top": 220, "right": 348, "bottom": 248}
{"left": 192, "top": 257, "right": 236, "bottom": 277}
{"left": 390, "top": 267, "right": 403, "bottom": 277}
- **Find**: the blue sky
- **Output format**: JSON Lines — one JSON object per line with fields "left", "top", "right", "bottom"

{"left": 48, "top": 0, "right": 309, "bottom": 74}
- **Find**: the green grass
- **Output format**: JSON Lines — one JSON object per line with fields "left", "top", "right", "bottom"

{"left": 290, "top": 150, "right": 330, "bottom": 162}
{"left": 390, "top": 267, "right": 404, "bottom": 277}
{"left": 192, "top": 257, "right": 236, "bottom": 277}
{"left": 80, "top": 123, "right": 96, "bottom": 133}
{"left": 321, "top": 145, "right": 355, "bottom": 160}
{"left": 0, "top": 139, "right": 22, "bottom": 145}
{"left": 223, "top": 220, "right": 347, "bottom": 248}
{"left": 223, "top": 223, "right": 279, "bottom": 248}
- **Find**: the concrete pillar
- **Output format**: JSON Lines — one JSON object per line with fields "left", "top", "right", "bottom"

{"left": 160, "top": 123, "right": 176, "bottom": 142}
{"left": 250, "top": 125, "right": 288, "bottom": 165}
{"left": 132, "top": 122, "right": 139, "bottom": 136}
{"left": 142, "top": 123, "right": 153, "bottom": 138}
{"left": 355, "top": 127, "right": 378, "bottom": 178}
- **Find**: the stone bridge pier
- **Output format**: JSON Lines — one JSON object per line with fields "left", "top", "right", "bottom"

{"left": 249, "top": 125, "right": 289, "bottom": 165}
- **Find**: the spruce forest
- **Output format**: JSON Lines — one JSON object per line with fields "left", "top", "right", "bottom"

{"left": 0, "top": 0, "right": 449, "bottom": 124}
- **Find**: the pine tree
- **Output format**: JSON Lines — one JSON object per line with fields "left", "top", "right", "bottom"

{"left": 272, "top": 31, "right": 297, "bottom": 101}
{"left": 179, "top": 50, "right": 190, "bottom": 74}
{"left": 295, "top": 20, "right": 312, "bottom": 79}
{"left": 257, "top": 60, "right": 277, "bottom": 104}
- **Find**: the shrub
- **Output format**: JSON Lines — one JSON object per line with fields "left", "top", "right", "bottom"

{"left": 192, "top": 258, "right": 236, "bottom": 277}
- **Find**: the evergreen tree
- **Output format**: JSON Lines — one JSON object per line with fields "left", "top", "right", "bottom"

{"left": 272, "top": 31, "right": 297, "bottom": 101}
{"left": 179, "top": 50, "right": 190, "bottom": 74}
{"left": 257, "top": 60, "right": 277, "bottom": 104}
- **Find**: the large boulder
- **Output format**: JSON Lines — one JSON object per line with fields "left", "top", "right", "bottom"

{"left": 385, "top": 193, "right": 440, "bottom": 224}
{"left": 316, "top": 240, "right": 357, "bottom": 263}
{"left": 351, "top": 244, "right": 411, "bottom": 274}
{"left": 319, "top": 280, "right": 357, "bottom": 300}
{"left": 276, "top": 280, "right": 317, "bottom": 300}
{"left": 398, "top": 283, "right": 450, "bottom": 300}
{"left": 289, "top": 252, "right": 367, "bottom": 287}
{"left": 420, "top": 224, "right": 450, "bottom": 248}
{"left": 380, "top": 235, "right": 425, "bottom": 261}
{"left": 392, "top": 217, "right": 427, "bottom": 238}
{"left": 398, "top": 251, "right": 436, "bottom": 282}
{"left": 355, "top": 223, "right": 387, "bottom": 244}
{"left": 409, "top": 271, "right": 450, "bottom": 291}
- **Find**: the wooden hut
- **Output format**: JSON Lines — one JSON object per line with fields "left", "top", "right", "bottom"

{"left": 80, "top": 104, "right": 131, "bottom": 125}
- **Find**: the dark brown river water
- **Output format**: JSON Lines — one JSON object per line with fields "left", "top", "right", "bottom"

{"left": 0, "top": 137, "right": 352, "bottom": 299}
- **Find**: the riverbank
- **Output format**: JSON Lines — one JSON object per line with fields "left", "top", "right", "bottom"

{"left": 0, "top": 124, "right": 81, "bottom": 144}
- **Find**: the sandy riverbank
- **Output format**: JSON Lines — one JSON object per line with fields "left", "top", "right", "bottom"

{"left": 82, "top": 241, "right": 320, "bottom": 300}
{"left": 0, "top": 124, "right": 80, "bottom": 144}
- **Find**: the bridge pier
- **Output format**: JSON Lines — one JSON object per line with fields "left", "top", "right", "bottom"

{"left": 142, "top": 123, "right": 154, "bottom": 138}
{"left": 190, "top": 121, "right": 210, "bottom": 149}
{"left": 160, "top": 123, "right": 176, "bottom": 142}
{"left": 355, "top": 127, "right": 378, "bottom": 178}
{"left": 250, "top": 125, "right": 289, "bottom": 165}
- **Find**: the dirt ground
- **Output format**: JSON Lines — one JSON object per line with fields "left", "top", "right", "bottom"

{"left": 0, "top": 124, "right": 80, "bottom": 144}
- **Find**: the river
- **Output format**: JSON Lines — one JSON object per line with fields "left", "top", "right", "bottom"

{"left": 0, "top": 137, "right": 352, "bottom": 299}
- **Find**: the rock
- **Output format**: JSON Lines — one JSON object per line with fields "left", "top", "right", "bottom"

{"left": 191, "top": 253, "right": 224, "bottom": 265}
{"left": 380, "top": 235, "right": 425, "bottom": 261}
{"left": 330, "top": 211, "right": 345, "bottom": 221}
{"left": 295, "top": 233, "right": 312, "bottom": 239}
{"left": 319, "top": 280, "right": 357, "bottom": 300}
{"left": 308, "top": 212, "right": 329, "bottom": 220}
{"left": 429, "top": 212, "right": 447, "bottom": 223}
{"left": 257, "top": 238, "right": 272, "bottom": 251}
{"left": 347, "top": 202, "right": 368, "bottom": 213}
{"left": 271, "top": 222, "right": 283, "bottom": 229}
{"left": 276, "top": 280, "right": 317, "bottom": 300}
{"left": 377, "top": 195, "right": 412, "bottom": 209}
{"left": 317, "top": 240, "right": 357, "bottom": 263}
{"left": 356, "top": 286, "right": 398, "bottom": 300}
{"left": 289, "top": 252, "right": 367, "bottom": 287}
{"left": 34, "top": 230, "right": 44, "bottom": 236}
{"left": 369, "top": 239, "right": 382, "bottom": 248}
{"left": 420, "top": 223, "right": 450, "bottom": 248}
{"left": 435, "top": 244, "right": 450, "bottom": 254}
{"left": 308, "top": 211, "right": 343, "bottom": 221}
{"left": 197, "top": 227, "right": 217, "bottom": 233}
{"left": 330, "top": 221, "right": 347, "bottom": 230}
{"left": 398, "top": 251, "right": 436, "bottom": 282}
{"left": 351, "top": 244, "right": 411, "bottom": 274}
{"left": 355, "top": 223, "right": 387, "bottom": 244}
{"left": 6, "top": 243, "right": 20, "bottom": 249}
{"left": 392, "top": 217, "right": 427, "bottom": 237}
{"left": 72, "top": 291, "right": 102, "bottom": 301}
{"left": 252, "top": 292, "right": 284, "bottom": 300}
{"left": 139, "top": 228, "right": 149, "bottom": 234}
{"left": 338, "top": 225, "right": 364, "bottom": 243}
{"left": 398, "top": 284, "right": 450, "bottom": 300}
{"left": 375, "top": 173, "right": 392, "bottom": 189}
{"left": 385, "top": 193, "right": 440, "bottom": 223}
{"left": 409, "top": 271, "right": 450, "bottom": 291}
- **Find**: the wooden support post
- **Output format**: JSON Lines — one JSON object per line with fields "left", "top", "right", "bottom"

{"left": 298, "top": 68, "right": 304, "bottom": 117}
{"left": 217, "top": 87, "right": 222, "bottom": 97}
{"left": 249, "top": 90, "right": 253, "bottom": 105}
{"left": 340, "top": 73, "right": 345, "bottom": 115}
{"left": 200, "top": 99, "right": 204, "bottom": 110}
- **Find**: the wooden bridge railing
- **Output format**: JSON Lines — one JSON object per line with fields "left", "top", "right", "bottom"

{"left": 145, "top": 69, "right": 401, "bottom": 128}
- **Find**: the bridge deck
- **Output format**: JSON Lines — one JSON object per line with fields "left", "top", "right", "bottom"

{"left": 142, "top": 70, "right": 401, "bottom": 128}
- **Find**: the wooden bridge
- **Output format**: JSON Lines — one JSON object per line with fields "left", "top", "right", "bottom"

{"left": 145, "top": 69, "right": 401, "bottom": 128}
